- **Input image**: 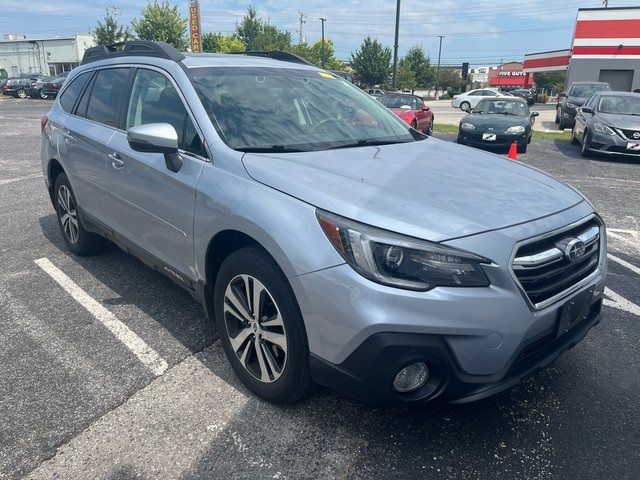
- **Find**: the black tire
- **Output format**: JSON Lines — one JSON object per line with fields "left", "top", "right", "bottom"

{"left": 411, "top": 120, "right": 418, "bottom": 130}
{"left": 16, "top": 89, "right": 27, "bottom": 99}
{"left": 39, "top": 91, "right": 49, "bottom": 99}
{"left": 53, "top": 173, "right": 105, "bottom": 255}
{"left": 517, "top": 143, "right": 527, "bottom": 154}
{"left": 214, "top": 246, "right": 314, "bottom": 404}
{"left": 580, "top": 129, "right": 592, "bottom": 157}
{"left": 457, "top": 132, "right": 465, "bottom": 145}
{"left": 555, "top": 108, "right": 560, "bottom": 124}
{"left": 424, "top": 119, "right": 434, "bottom": 135}
{"left": 460, "top": 101, "right": 471, "bottom": 111}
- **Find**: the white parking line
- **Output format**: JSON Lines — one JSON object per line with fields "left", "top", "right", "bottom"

{"left": 604, "top": 287, "right": 640, "bottom": 317}
{"left": 607, "top": 253, "right": 640, "bottom": 276}
{"left": 0, "top": 173, "right": 41, "bottom": 186}
{"left": 34, "top": 258, "right": 168, "bottom": 376}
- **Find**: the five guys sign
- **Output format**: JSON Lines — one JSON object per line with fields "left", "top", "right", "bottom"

{"left": 189, "top": 0, "right": 202, "bottom": 53}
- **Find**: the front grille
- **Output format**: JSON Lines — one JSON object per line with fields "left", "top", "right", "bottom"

{"left": 511, "top": 218, "right": 602, "bottom": 308}
{"left": 606, "top": 145, "right": 640, "bottom": 155}
{"left": 618, "top": 128, "right": 640, "bottom": 140}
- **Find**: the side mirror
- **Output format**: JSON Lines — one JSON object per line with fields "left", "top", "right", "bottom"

{"left": 127, "top": 123, "right": 183, "bottom": 173}
{"left": 530, "top": 111, "right": 540, "bottom": 117}
{"left": 461, "top": 103, "right": 471, "bottom": 112}
{"left": 581, "top": 107, "right": 593, "bottom": 114}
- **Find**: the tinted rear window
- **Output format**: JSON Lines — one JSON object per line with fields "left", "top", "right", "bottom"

{"left": 59, "top": 72, "right": 90, "bottom": 113}
{"left": 86, "top": 68, "right": 129, "bottom": 128}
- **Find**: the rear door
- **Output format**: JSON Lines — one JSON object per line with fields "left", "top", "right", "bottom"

{"left": 106, "top": 67, "right": 207, "bottom": 281}
{"left": 61, "top": 67, "right": 130, "bottom": 224}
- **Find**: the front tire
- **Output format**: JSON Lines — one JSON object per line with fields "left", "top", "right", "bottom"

{"left": 214, "top": 246, "right": 314, "bottom": 404}
{"left": 571, "top": 127, "right": 580, "bottom": 145}
{"left": 580, "top": 129, "right": 592, "bottom": 157}
{"left": 39, "top": 90, "right": 49, "bottom": 99}
{"left": 460, "top": 101, "right": 471, "bottom": 111}
{"left": 53, "top": 173, "right": 105, "bottom": 255}
{"left": 16, "top": 89, "right": 27, "bottom": 99}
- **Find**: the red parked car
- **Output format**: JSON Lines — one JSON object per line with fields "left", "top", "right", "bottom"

{"left": 378, "top": 93, "right": 434, "bottom": 134}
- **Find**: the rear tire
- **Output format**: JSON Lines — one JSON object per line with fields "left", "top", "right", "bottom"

{"left": 53, "top": 173, "right": 105, "bottom": 256}
{"left": 214, "top": 246, "right": 314, "bottom": 404}
{"left": 16, "top": 89, "right": 27, "bottom": 99}
{"left": 39, "top": 90, "right": 49, "bottom": 99}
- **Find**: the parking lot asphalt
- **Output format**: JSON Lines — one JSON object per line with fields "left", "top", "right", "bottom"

{"left": 1, "top": 98, "right": 639, "bottom": 480}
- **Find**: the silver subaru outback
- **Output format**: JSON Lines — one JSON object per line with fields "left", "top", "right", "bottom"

{"left": 41, "top": 42, "right": 607, "bottom": 406}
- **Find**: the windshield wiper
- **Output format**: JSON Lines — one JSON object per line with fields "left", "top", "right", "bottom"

{"left": 235, "top": 145, "right": 308, "bottom": 153}
{"left": 327, "top": 138, "right": 412, "bottom": 150}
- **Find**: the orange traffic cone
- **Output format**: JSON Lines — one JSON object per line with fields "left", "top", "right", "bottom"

{"left": 507, "top": 142, "right": 518, "bottom": 161}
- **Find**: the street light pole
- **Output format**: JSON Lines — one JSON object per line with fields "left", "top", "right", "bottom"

{"left": 435, "top": 35, "right": 444, "bottom": 99}
{"left": 392, "top": 0, "right": 401, "bottom": 90}
{"left": 319, "top": 17, "right": 327, "bottom": 69}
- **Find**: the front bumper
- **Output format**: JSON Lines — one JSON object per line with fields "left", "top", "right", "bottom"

{"left": 460, "top": 130, "right": 528, "bottom": 148}
{"left": 588, "top": 130, "right": 640, "bottom": 156}
{"left": 311, "top": 295, "right": 602, "bottom": 406}
{"left": 291, "top": 205, "right": 606, "bottom": 405}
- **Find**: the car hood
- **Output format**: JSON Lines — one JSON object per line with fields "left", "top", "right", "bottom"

{"left": 463, "top": 114, "right": 529, "bottom": 130}
{"left": 596, "top": 112, "right": 640, "bottom": 130}
{"left": 241, "top": 137, "right": 584, "bottom": 241}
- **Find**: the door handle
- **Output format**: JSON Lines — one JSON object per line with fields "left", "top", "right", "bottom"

{"left": 62, "top": 131, "right": 74, "bottom": 142}
{"left": 109, "top": 152, "right": 125, "bottom": 169}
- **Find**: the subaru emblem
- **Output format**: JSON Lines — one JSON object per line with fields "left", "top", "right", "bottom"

{"left": 563, "top": 238, "right": 586, "bottom": 262}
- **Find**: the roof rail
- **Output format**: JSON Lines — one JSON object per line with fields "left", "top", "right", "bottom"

{"left": 230, "top": 51, "right": 315, "bottom": 66}
{"left": 81, "top": 41, "right": 185, "bottom": 65}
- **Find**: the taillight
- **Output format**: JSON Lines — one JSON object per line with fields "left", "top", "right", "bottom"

{"left": 40, "top": 115, "right": 48, "bottom": 134}
{"left": 53, "top": 84, "right": 61, "bottom": 90}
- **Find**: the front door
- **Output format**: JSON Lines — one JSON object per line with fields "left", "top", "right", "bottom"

{"left": 106, "top": 68, "right": 207, "bottom": 281}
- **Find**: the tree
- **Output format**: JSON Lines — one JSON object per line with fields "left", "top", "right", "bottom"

{"left": 534, "top": 71, "right": 566, "bottom": 93}
{"left": 235, "top": 6, "right": 263, "bottom": 51}
{"left": 252, "top": 24, "right": 292, "bottom": 51}
{"left": 131, "top": 1, "right": 188, "bottom": 50}
{"left": 401, "top": 45, "right": 434, "bottom": 88}
{"left": 351, "top": 37, "right": 392, "bottom": 86}
{"left": 309, "top": 40, "right": 341, "bottom": 70}
{"left": 396, "top": 62, "right": 416, "bottom": 91}
{"left": 202, "top": 33, "right": 245, "bottom": 53}
{"left": 94, "top": 5, "right": 133, "bottom": 45}
{"left": 437, "top": 67, "right": 462, "bottom": 91}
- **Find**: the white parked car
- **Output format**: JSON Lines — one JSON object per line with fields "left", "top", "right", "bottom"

{"left": 366, "top": 88, "right": 387, "bottom": 98}
{"left": 451, "top": 89, "right": 510, "bottom": 110}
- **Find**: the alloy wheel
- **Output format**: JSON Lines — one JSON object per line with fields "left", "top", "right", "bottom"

{"left": 17, "top": 89, "right": 27, "bottom": 99}
{"left": 223, "top": 274, "right": 287, "bottom": 383}
{"left": 40, "top": 91, "right": 48, "bottom": 99}
{"left": 57, "top": 185, "right": 79, "bottom": 244}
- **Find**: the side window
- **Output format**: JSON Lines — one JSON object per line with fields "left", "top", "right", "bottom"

{"left": 469, "top": 90, "right": 482, "bottom": 96}
{"left": 126, "top": 69, "right": 205, "bottom": 157}
{"left": 484, "top": 90, "right": 498, "bottom": 97}
{"left": 59, "top": 72, "right": 90, "bottom": 113}
{"left": 86, "top": 68, "right": 129, "bottom": 128}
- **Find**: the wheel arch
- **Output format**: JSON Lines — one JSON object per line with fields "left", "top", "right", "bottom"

{"left": 46, "top": 158, "right": 65, "bottom": 202}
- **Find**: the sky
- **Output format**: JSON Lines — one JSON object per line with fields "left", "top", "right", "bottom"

{"left": 2, "top": 0, "right": 639, "bottom": 67}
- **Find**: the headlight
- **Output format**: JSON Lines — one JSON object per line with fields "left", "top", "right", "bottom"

{"left": 593, "top": 122, "right": 616, "bottom": 135}
{"left": 317, "top": 210, "right": 491, "bottom": 291}
{"left": 566, "top": 102, "right": 577, "bottom": 109}
{"left": 506, "top": 125, "right": 525, "bottom": 134}
{"left": 460, "top": 122, "right": 476, "bottom": 130}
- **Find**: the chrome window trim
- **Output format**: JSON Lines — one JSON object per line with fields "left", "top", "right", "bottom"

{"left": 508, "top": 213, "right": 606, "bottom": 311}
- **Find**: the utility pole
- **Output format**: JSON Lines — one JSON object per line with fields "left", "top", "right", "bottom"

{"left": 392, "top": 0, "right": 401, "bottom": 90}
{"left": 298, "top": 10, "right": 307, "bottom": 44}
{"left": 435, "top": 35, "right": 444, "bottom": 99}
{"left": 319, "top": 17, "right": 326, "bottom": 68}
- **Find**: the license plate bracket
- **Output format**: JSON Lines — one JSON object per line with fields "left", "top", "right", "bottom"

{"left": 482, "top": 133, "right": 497, "bottom": 141}
{"left": 557, "top": 287, "right": 594, "bottom": 338}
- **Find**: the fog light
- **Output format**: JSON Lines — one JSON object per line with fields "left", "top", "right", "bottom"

{"left": 393, "top": 362, "right": 429, "bottom": 393}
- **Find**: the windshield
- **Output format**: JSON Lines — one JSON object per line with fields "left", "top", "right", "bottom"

{"left": 378, "top": 95, "right": 420, "bottom": 110}
{"left": 473, "top": 99, "right": 529, "bottom": 116}
{"left": 598, "top": 95, "right": 640, "bottom": 115}
{"left": 187, "top": 67, "right": 418, "bottom": 151}
{"left": 569, "top": 84, "right": 610, "bottom": 97}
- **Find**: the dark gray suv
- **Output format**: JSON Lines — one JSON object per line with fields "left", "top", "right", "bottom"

{"left": 41, "top": 41, "right": 607, "bottom": 406}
